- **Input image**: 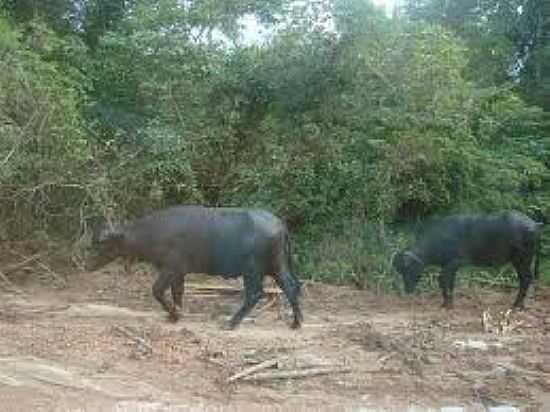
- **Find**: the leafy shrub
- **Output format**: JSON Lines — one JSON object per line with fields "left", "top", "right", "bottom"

{"left": 0, "top": 18, "right": 93, "bottom": 238}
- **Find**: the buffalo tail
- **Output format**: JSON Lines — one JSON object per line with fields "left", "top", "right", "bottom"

{"left": 534, "top": 223, "right": 543, "bottom": 280}
{"left": 284, "top": 228, "right": 302, "bottom": 296}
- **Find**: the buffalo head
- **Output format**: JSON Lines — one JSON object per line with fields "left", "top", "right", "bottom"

{"left": 85, "top": 220, "right": 125, "bottom": 271}
{"left": 392, "top": 250, "right": 425, "bottom": 294}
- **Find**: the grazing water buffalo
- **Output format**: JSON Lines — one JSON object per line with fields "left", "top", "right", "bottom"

{"left": 392, "top": 211, "right": 543, "bottom": 309}
{"left": 85, "top": 206, "right": 303, "bottom": 329}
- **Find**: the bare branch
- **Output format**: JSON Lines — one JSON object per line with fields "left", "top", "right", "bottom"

{"left": 227, "top": 357, "right": 283, "bottom": 383}
{"left": 241, "top": 366, "right": 352, "bottom": 382}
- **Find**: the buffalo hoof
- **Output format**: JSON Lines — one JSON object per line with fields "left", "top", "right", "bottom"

{"left": 290, "top": 319, "right": 302, "bottom": 329}
{"left": 167, "top": 311, "right": 180, "bottom": 323}
{"left": 222, "top": 322, "right": 238, "bottom": 331}
{"left": 441, "top": 302, "right": 454, "bottom": 310}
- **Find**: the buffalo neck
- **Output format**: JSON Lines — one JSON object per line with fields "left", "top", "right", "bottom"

{"left": 411, "top": 241, "right": 433, "bottom": 266}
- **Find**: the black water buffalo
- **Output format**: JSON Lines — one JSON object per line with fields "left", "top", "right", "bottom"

{"left": 85, "top": 206, "right": 303, "bottom": 329}
{"left": 392, "top": 211, "right": 543, "bottom": 309}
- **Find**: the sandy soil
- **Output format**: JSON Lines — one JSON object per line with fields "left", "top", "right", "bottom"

{"left": 0, "top": 264, "right": 549, "bottom": 412}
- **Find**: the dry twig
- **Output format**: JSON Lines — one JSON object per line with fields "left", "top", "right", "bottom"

{"left": 113, "top": 325, "right": 153, "bottom": 354}
{"left": 2, "top": 253, "right": 41, "bottom": 275}
{"left": 241, "top": 366, "right": 352, "bottom": 382}
{"left": 255, "top": 296, "right": 280, "bottom": 315}
{"left": 0, "top": 270, "right": 24, "bottom": 295}
{"left": 34, "top": 260, "right": 66, "bottom": 287}
{"left": 227, "top": 357, "right": 283, "bottom": 383}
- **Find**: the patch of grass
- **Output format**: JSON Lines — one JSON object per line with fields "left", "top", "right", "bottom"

{"left": 296, "top": 219, "right": 406, "bottom": 293}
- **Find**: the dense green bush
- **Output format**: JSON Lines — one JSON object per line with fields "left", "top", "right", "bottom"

{"left": 1, "top": 1, "right": 548, "bottom": 288}
{"left": 0, "top": 18, "right": 93, "bottom": 237}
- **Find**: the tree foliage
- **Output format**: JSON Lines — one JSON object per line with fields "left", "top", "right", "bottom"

{"left": 0, "top": 17, "right": 92, "bottom": 236}
{"left": 403, "top": 0, "right": 547, "bottom": 105}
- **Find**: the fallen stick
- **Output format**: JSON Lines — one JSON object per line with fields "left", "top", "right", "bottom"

{"left": 34, "top": 260, "right": 66, "bottom": 287}
{"left": 7, "top": 251, "right": 65, "bottom": 286}
{"left": 376, "top": 352, "right": 395, "bottom": 366}
{"left": 3, "top": 253, "right": 42, "bottom": 275}
{"left": 113, "top": 325, "right": 153, "bottom": 354}
{"left": 207, "top": 357, "right": 226, "bottom": 367}
{"left": 186, "top": 285, "right": 281, "bottom": 296}
{"left": 241, "top": 366, "right": 352, "bottom": 382}
{"left": 0, "top": 270, "right": 24, "bottom": 295}
{"left": 361, "top": 368, "right": 402, "bottom": 374}
{"left": 255, "top": 297, "right": 280, "bottom": 315}
{"left": 227, "top": 357, "right": 283, "bottom": 383}
{"left": 304, "top": 320, "right": 367, "bottom": 329}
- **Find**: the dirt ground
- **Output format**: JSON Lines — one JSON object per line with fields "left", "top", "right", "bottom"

{"left": 1, "top": 264, "right": 550, "bottom": 412}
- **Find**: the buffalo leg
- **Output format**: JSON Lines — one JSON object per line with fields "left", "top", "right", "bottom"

{"left": 152, "top": 271, "right": 179, "bottom": 322}
{"left": 512, "top": 261, "right": 532, "bottom": 309}
{"left": 227, "top": 273, "right": 264, "bottom": 329}
{"left": 448, "top": 270, "right": 457, "bottom": 305}
{"left": 171, "top": 275, "right": 185, "bottom": 309}
{"left": 438, "top": 271, "right": 455, "bottom": 309}
{"left": 440, "top": 263, "right": 459, "bottom": 309}
{"left": 274, "top": 272, "right": 303, "bottom": 329}
{"left": 438, "top": 273, "right": 450, "bottom": 308}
